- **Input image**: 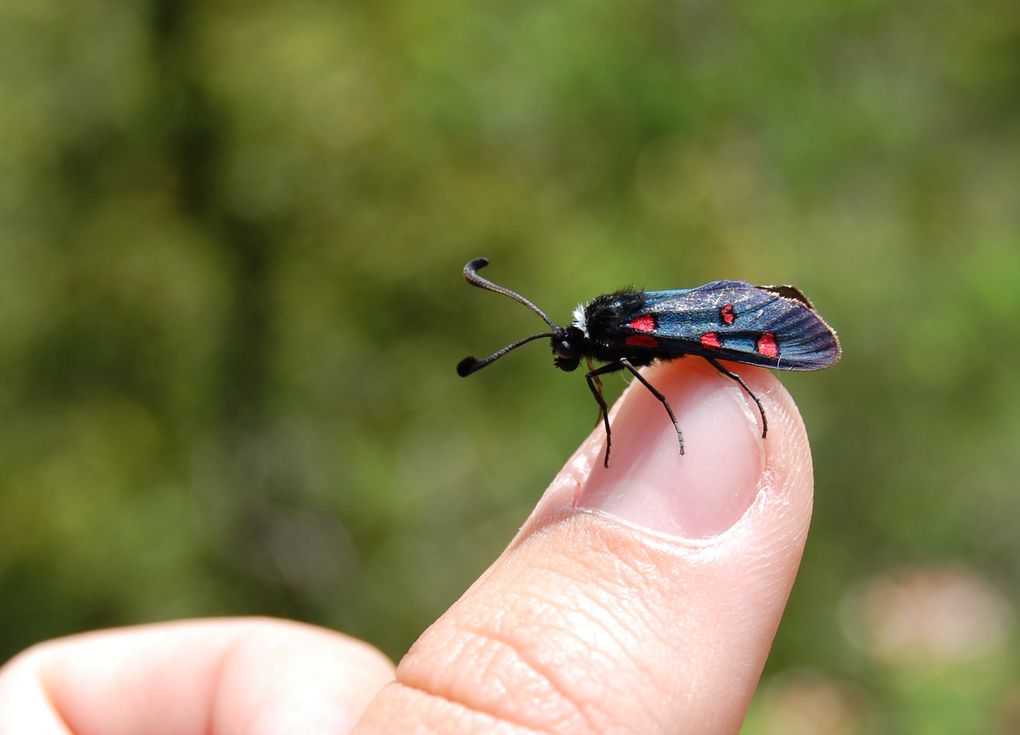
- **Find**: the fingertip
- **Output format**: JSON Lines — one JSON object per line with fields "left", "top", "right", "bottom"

{"left": 577, "top": 359, "right": 768, "bottom": 538}
{"left": 534, "top": 358, "right": 813, "bottom": 542}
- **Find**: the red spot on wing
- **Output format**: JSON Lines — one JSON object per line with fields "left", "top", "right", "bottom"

{"left": 626, "top": 334, "right": 660, "bottom": 348}
{"left": 700, "top": 332, "right": 722, "bottom": 349}
{"left": 627, "top": 314, "right": 656, "bottom": 332}
{"left": 720, "top": 304, "right": 735, "bottom": 325}
{"left": 756, "top": 332, "right": 778, "bottom": 358}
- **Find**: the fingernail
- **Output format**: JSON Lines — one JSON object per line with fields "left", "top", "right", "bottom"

{"left": 575, "top": 362, "right": 765, "bottom": 539}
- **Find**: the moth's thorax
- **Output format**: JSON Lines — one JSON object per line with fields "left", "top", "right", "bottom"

{"left": 578, "top": 290, "right": 647, "bottom": 341}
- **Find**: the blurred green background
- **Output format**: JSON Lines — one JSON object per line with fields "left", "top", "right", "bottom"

{"left": 2, "top": 0, "right": 1019, "bottom": 731}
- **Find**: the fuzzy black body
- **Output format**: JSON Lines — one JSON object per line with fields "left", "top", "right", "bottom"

{"left": 574, "top": 290, "right": 657, "bottom": 366}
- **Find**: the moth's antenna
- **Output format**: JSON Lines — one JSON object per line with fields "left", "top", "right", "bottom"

{"left": 463, "top": 258, "right": 557, "bottom": 330}
{"left": 457, "top": 331, "right": 556, "bottom": 377}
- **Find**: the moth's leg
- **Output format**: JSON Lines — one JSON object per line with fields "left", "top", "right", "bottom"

{"left": 586, "top": 362, "right": 625, "bottom": 468}
{"left": 584, "top": 357, "right": 603, "bottom": 427}
{"left": 703, "top": 356, "right": 767, "bottom": 438}
{"left": 618, "top": 358, "right": 685, "bottom": 456}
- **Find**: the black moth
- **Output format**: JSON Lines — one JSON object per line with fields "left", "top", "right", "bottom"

{"left": 457, "top": 258, "right": 840, "bottom": 468}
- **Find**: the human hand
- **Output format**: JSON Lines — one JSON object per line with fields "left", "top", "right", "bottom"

{"left": 0, "top": 359, "right": 813, "bottom": 734}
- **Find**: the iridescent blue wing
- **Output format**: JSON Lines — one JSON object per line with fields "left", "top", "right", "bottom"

{"left": 611, "top": 280, "right": 840, "bottom": 370}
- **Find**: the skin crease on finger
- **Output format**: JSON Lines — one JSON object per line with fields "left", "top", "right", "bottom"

{"left": 354, "top": 360, "right": 814, "bottom": 735}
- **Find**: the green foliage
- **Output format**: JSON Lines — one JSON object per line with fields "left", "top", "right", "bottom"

{"left": 2, "top": 0, "right": 1019, "bottom": 726}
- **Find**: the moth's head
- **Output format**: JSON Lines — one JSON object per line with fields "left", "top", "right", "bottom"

{"left": 552, "top": 326, "right": 585, "bottom": 372}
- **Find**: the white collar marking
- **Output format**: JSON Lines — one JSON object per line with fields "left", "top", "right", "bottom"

{"left": 572, "top": 304, "right": 588, "bottom": 337}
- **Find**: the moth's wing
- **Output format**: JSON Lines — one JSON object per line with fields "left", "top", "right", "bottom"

{"left": 624, "top": 281, "right": 841, "bottom": 371}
